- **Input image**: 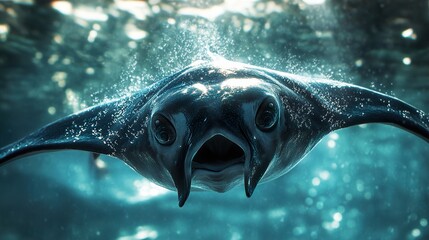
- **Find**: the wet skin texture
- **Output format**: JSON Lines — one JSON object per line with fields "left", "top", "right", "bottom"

{"left": 1, "top": 60, "right": 428, "bottom": 206}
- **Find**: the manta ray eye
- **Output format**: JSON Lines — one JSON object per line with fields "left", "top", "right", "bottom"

{"left": 152, "top": 114, "right": 176, "bottom": 145}
{"left": 255, "top": 97, "right": 279, "bottom": 131}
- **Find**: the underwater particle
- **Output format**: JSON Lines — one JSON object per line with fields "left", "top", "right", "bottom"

{"left": 333, "top": 212, "right": 343, "bottom": 222}
{"left": 264, "top": 21, "right": 271, "bottom": 30}
{"left": 323, "top": 220, "right": 340, "bottom": 231}
{"left": 0, "top": 24, "right": 9, "bottom": 42}
{"left": 327, "top": 139, "right": 336, "bottom": 148}
{"left": 127, "top": 179, "right": 169, "bottom": 203}
{"left": 345, "top": 193, "right": 353, "bottom": 201}
{"left": 329, "top": 132, "right": 339, "bottom": 140}
{"left": 48, "top": 54, "right": 59, "bottom": 65}
{"left": 316, "top": 201, "right": 324, "bottom": 209}
{"left": 315, "top": 31, "right": 333, "bottom": 38}
{"left": 152, "top": 5, "right": 160, "bottom": 14}
{"left": 230, "top": 231, "right": 242, "bottom": 240}
{"left": 53, "top": 34, "right": 63, "bottom": 44}
{"left": 310, "top": 231, "right": 318, "bottom": 238}
{"left": 420, "top": 218, "right": 428, "bottom": 227}
{"left": 322, "top": 222, "right": 331, "bottom": 230}
{"left": 331, "top": 221, "right": 340, "bottom": 228}
{"left": 323, "top": 211, "right": 344, "bottom": 231}
{"left": 88, "top": 30, "right": 97, "bottom": 43}
{"left": 52, "top": 71, "right": 67, "bottom": 88}
{"left": 93, "top": 23, "right": 101, "bottom": 31}
{"left": 356, "top": 180, "right": 364, "bottom": 192}
{"left": 402, "top": 57, "right": 411, "bottom": 65}
{"left": 411, "top": 228, "right": 421, "bottom": 237}
{"left": 364, "top": 191, "right": 372, "bottom": 200}
{"left": 293, "top": 226, "right": 306, "bottom": 236}
{"left": 6, "top": 7, "right": 17, "bottom": 18}
{"left": 402, "top": 28, "right": 413, "bottom": 37}
{"left": 308, "top": 188, "right": 317, "bottom": 197}
{"left": 409, "top": 213, "right": 419, "bottom": 221}
{"left": 80, "top": 103, "right": 88, "bottom": 109}
{"left": 51, "top": 1, "right": 73, "bottom": 15}
{"left": 268, "top": 208, "right": 287, "bottom": 220}
{"left": 355, "top": 59, "right": 363, "bottom": 67}
{"left": 128, "top": 41, "right": 137, "bottom": 49}
{"left": 342, "top": 174, "right": 351, "bottom": 183}
{"left": 62, "top": 57, "right": 71, "bottom": 65}
{"left": 35, "top": 51, "right": 43, "bottom": 60}
{"left": 134, "top": 226, "right": 158, "bottom": 239}
{"left": 161, "top": 4, "right": 174, "bottom": 13}
{"left": 65, "top": 88, "right": 81, "bottom": 113}
{"left": 95, "top": 158, "right": 106, "bottom": 169}
{"left": 167, "top": 18, "right": 176, "bottom": 25}
{"left": 47, "top": 106, "right": 56, "bottom": 115}
{"left": 243, "top": 18, "right": 253, "bottom": 32}
{"left": 401, "top": 28, "right": 417, "bottom": 40}
{"left": 125, "top": 21, "right": 148, "bottom": 40}
{"left": 305, "top": 197, "right": 313, "bottom": 205}
{"left": 388, "top": 226, "right": 396, "bottom": 234}
{"left": 86, "top": 67, "right": 95, "bottom": 75}
{"left": 312, "top": 177, "right": 320, "bottom": 186}
{"left": 319, "top": 170, "right": 330, "bottom": 180}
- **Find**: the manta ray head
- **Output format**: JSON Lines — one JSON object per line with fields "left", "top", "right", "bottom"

{"left": 134, "top": 66, "right": 294, "bottom": 206}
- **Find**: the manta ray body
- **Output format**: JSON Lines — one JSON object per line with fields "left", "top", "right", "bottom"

{"left": 1, "top": 60, "right": 428, "bottom": 206}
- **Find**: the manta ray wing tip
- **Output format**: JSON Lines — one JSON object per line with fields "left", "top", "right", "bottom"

{"left": 178, "top": 192, "right": 189, "bottom": 207}
{"left": 244, "top": 174, "right": 255, "bottom": 198}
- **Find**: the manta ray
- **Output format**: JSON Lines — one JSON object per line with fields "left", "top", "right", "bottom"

{"left": 1, "top": 59, "right": 428, "bottom": 206}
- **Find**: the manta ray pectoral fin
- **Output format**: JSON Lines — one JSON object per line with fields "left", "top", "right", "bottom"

{"left": 306, "top": 80, "right": 429, "bottom": 141}
{"left": 0, "top": 98, "right": 131, "bottom": 166}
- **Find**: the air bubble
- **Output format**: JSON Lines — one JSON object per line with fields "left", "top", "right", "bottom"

{"left": 312, "top": 177, "right": 320, "bottom": 186}
{"left": 355, "top": 59, "right": 363, "bottom": 67}
{"left": 411, "top": 228, "right": 421, "bottom": 237}
{"left": 319, "top": 170, "right": 330, "bottom": 180}
{"left": 401, "top": 28, "right": 417, "bottom": 40}
{"left": 333, "top": 212, "right": 343, "bottom": 222}
{"left": 327, "top": 140, "right": 336, "bottom": 148}
{"left": 402, "top": 57, "right": 411, "bottom": 65}
{"left": 420, "top": 218, "right": 428, "bottom": 227}
{"left": 47, "top": 107, "right": 56, "bottom": 115}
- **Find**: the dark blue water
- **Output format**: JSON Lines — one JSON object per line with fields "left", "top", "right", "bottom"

{"left": 0, "top": 1, "right": 428, "bottom": 239}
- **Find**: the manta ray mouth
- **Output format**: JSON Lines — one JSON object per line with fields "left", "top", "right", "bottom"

{"left": 192, "top": 135, "right": 245, "bottom": 172}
